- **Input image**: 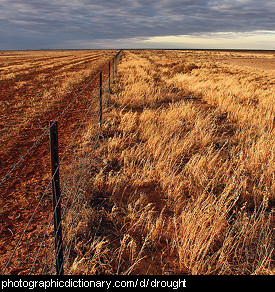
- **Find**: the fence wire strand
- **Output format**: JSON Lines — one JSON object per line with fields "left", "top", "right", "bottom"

{"left": 0, "top": 52, "right": 119, "bottom": 187}
{"left": 28, "top": 88, "right": 101, "bottom": 274}
{"left": 1, "top": 50, "right": 122, "bottom": 275}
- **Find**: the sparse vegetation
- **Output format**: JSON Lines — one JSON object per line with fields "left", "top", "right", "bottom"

{"left": 0, "top": 50, "right": 117, "bottom": 274}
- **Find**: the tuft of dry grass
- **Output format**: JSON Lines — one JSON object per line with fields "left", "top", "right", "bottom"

{"left": 64, "top": 50, "right": 274, "bottom": 275}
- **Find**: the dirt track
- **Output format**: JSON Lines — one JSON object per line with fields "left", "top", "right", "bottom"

{"left": 0, "top": 50, "right": 118, "bottom": 274}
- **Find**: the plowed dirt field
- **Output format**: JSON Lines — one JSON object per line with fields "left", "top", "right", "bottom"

{"left": 0, "top": 50, "right": 118, "bottom": 274}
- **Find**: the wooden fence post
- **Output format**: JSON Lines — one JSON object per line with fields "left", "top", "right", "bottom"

{"left": 49, "top": 121, "right": 64, "bottom": 275}
{"left": 99, "top": 71, "right": 103, "bottom": 127}
{"left": 113, "top": 57, "right": 115, "bottom": 81}
{"left": 108, "top": 61, "right": 111, "bottom": 93}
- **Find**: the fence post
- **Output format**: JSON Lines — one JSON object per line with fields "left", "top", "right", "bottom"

{"left": 113, "top": 57, "right": 115, "bottom": 81}
{"left": 49, "top": 121, "right": 64, "bottom": 275}
{"left": 108, "top": 61, "right": 111, "bottom": 93}
{"left": 99, "top": 71, "right": 103, "bottom": 127}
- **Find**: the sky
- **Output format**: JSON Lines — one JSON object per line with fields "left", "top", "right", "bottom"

{"left": 0, "top": 0, "right": 274, "bottom": 50}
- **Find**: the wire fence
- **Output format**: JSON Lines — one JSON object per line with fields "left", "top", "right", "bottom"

{"left": 0, "top": 50, "right": 122, "bottom": 275}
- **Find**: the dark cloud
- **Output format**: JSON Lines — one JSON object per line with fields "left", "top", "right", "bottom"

{"left": 0, "top": 0, "right": 274, "bottom": 49}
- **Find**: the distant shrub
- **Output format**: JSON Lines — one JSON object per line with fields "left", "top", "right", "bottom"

{"left": 173, "top": 63, "right": 199, "bottom": 74}
{"left": 173, "top": 64, "right": 186, "bottom": 74}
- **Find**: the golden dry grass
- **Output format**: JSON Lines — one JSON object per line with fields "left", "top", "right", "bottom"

{"left": 65, "top": 50, "right": 274, "bottom": 275}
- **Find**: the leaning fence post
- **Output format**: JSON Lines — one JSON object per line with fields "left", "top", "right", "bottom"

{"left": 113, "top": 57, "right": 115, "bottom": 81}
{"left": 49, "top": 121, "right": 64, "bottom": 275}
{"left": 108, "top": 61, "right": 111, "bottom": 93}
{"left": 99, "top": 71, "right": 103, "bottom": 127}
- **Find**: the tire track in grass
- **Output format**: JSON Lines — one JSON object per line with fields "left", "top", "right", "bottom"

{"left": 99, "top": 51, "right": 241, "bottom": 274}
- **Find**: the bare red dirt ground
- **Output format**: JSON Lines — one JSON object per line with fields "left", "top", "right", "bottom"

{"left": 221, "top": 57, "right": 275, "bottom": 70}
{"left": 0, "top": 50, "right": 118, "bottom": 274}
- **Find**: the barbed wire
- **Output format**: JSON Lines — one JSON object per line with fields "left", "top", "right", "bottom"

{"left": 1, "top": 50, "right": 122, "bottom": 275}
{"left": 0, "top": 52, "right": 120, "bottom": 187}
{"left": 27, "top": 82, "right": 105, "bottom": 274}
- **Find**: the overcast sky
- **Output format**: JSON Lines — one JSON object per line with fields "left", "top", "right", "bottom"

{"left": 0, "top": 0, "right": 274, "bottom": 50}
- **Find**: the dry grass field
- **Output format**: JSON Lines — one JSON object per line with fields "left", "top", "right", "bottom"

{"left": 1, "top": 49, "right": 274, "bottom": 275}
{"left": 66, "top": 50, "right": 274, "bottom": 275}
